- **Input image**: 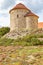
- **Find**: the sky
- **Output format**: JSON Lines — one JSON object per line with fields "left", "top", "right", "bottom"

{"left": 0, "top": 0, "right": 43, "bottom": 27}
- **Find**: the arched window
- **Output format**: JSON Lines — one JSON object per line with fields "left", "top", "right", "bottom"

{"left": 17, "top": 15, "right": 19, "bottom": 18}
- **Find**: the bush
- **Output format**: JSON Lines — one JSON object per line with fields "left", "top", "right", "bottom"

{"left": 0, "top": 27, "right": 10, "bottom": 37}
{"left": 30, "top": 38, "right": 41, "bottom": 45}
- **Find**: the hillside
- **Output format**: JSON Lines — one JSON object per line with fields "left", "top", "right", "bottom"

{"left": 2, "top": 28, "right": 43, "bottom": 40}
{"left": 0, "top": 46, "right": 43, "bottom": 65}
{"left": 0, "top": 27, "right": 43, "bottom": 65}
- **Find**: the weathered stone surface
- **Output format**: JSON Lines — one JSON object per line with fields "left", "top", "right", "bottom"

{"left": 10, "top": 9, "right": 28, "bottom": 31}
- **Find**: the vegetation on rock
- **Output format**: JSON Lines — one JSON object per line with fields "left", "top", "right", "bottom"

{"left": 0, "top": 34, "right": 43, "bottom": 46}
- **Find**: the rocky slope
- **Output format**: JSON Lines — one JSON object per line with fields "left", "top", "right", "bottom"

{"left": 3, "top": 28, "right": 43, "bottom": 39}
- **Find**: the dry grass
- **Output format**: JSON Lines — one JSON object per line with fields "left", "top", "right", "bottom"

{"left": 0, "top": 46, "right": 43, "bottom": 65}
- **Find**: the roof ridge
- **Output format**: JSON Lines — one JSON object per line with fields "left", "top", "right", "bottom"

{"left": 9, "top": 3, "right": 30, "bottom": 13}
{"left": 25, "top": 11, "right": 39, "bottom": 18}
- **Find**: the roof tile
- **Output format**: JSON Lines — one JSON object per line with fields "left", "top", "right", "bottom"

{"left": 25, "top": 12, "right": 39, "bottom": 18}
{"left": 9, "top": 3, "right": 30, "bottom": 13}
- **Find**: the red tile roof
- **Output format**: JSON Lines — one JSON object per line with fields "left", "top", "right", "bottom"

{"left": 25, "top": 12, "right": 39, "bottom": 18}
{"left": 38, "top": 22, "right": 43, "bottom": 28}
{"left": 9, "top": 3, "right": 31, "bottom": 13}
{"left": 9, "top": 3, "right": 39, "bottom": 18}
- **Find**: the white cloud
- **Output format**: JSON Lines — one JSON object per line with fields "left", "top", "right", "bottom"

{"left": 0, "top": 0, "right": 4, "bottom": 7}
{"left": 15, "top": 0, "right": 24, "bottom": 4}
{"left": 0, "top": 10, "right": 8, "bottom": 14}
{"left": 0, "top": 15, "right": 10, "bottom": 27}
{"left": 23, "top": 0, "right": 43, "bottom": 13}
{"left": 1, "top": 0, "right": 15, "bottom": 10}
{"left": 37, "top": 10, "right": 43, "bottom": 22}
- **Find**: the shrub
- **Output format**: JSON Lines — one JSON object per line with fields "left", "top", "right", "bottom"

{"left": 30, "top": 38, "right": 41, "bottom": 45}
{"left": 0, "top": 27, "right": 10, "bottom": 37}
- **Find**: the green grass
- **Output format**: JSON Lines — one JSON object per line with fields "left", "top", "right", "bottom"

{"left": 0, "top": 31, "right": 43, "bottom": 46}
{"left": 0, "top": 38, "right": 14, "bottom": 46}
{"left": 0, "top": 27, "right": 43, "bottom": 46}
{"left": 0, "top": 35, "right": 43, "bottom": 46}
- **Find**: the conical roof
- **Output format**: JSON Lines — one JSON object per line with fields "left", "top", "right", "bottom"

{"left": 9, "top": 3, "right": 30, "bottom": 13}
{"left": 25, "top": 11, "right": 39, "bottom": 18}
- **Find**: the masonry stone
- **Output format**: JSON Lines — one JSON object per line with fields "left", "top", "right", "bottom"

{"left": 9, "top": 3, "right": 39, "bottom": 32}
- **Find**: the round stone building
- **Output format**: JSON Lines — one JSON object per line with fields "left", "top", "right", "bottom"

{"left": 9, "top": 3, "right": 39, "bottom": 32}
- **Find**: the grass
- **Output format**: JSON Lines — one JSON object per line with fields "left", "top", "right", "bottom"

{"left": 0, "top": 46, "right": 43, "bottom": 65}
{"left": 0, "top": 28, "right": 43, "bottom": 65}
{"left": 0, "top": 38, "right": 14, "bottom": 46}
{"left": 0, "top": 33, "right": 43, "bottom": 46}
{"left": 0, "top": 34, "right": 43, "bottom": 65}
{"left": 0, "top": 27, "right": 43, "bottom": 46}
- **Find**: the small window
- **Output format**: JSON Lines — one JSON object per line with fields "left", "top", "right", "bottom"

{"left": 17, "top": 15, "right": 19, "bottom": 18}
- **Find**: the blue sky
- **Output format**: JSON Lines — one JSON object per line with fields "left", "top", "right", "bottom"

{"left": 0, "top": 0, "right": 43, "bottom": 27}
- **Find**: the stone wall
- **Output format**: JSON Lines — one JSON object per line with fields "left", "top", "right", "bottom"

{"left": 10, "top": 9, "right": 38, "bottom": 32}
{"left": 10, "top": 9, "right": 29, "bottom": 31}
{"left": 26, "top": 16, "right": 38, "bottom": 31}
